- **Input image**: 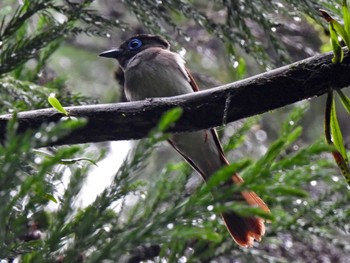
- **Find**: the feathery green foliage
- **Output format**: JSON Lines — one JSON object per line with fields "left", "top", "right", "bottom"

{"left": 121, "top": 0, "right": 339, "bottom": 67}
{"left": 0, "top": 0, "right": 125, "bottom": 76}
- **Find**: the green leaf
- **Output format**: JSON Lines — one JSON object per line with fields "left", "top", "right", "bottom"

{"left": 236, "top": 57, "right": 247, "bottom": 78}
{"left": 168, "top": 226, "right": 222, "bottom": 242}
{"left": 48, "top": 93, "right": 69, "bottom": 116}
{"left": 42, "top": 193, "right": 58, "bottom": 203}
{"left": 285, "top": 126, "right": 303, "bottom": 145}
{"left": 336, "top": 90, "right": 350, "bottom": 114}
{"left": 331, "top": 18, "right": 350, "bottom": 48}
{"left": 258, "top": 140, "right": 285, "bottom": 166}
{"left": 329, "top": 22, "right": 344, "bottom": 63}
{"left": 60, "top": 157, "right": 98, "bottom": 166}
{"left": 206, "top": 165, "right": 235, "bottom": 190}
{"left": 320, "top": 8, "right": 350, "bottom": 49}
{"left": 157, "top": 107, "right": 183, "bottom": 132}
{"left": 270, "top": 186, "right": 308, "bottom": 197}
{"left": 229, "top": 206, "right": 274, "bottom": 221}
{"left": 224, "top": 117, "right": 258, "bottom": 152}
{"left": 343, "top": 0, "right": 350, "bottom": 45}
{"left": 330, "top": 97, "right": 348, "bottom": 164}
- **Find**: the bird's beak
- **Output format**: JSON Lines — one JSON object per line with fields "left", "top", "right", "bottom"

{"left": 99, "top": 48, "right": 123, "bottom": 59}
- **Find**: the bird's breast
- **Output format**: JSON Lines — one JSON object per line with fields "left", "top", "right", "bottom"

{"left": 124, "top": 49, "right": 194, "bottom": 101}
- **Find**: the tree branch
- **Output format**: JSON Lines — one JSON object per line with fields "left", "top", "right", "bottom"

{"left": 1, "top": 50, "right": 350, "bottom": 145}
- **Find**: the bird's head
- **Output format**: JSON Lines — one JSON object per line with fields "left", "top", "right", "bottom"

{"left": 99, "top": 34, "right": 170, "bottom": 69}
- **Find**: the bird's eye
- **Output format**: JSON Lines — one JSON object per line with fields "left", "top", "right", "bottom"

{"left": 128, "top": 38, "right": 142, "bottom": 50}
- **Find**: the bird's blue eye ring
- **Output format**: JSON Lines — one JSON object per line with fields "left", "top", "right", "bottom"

{"left": 128, "top": 38, "right": 142, "bottom": 50}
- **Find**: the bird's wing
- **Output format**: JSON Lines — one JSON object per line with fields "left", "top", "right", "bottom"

{"left": 185, "top": 68, "right": 229, "bottom": 165}
{"left": 176, "top": 68, "right": 270, "bottom": 247}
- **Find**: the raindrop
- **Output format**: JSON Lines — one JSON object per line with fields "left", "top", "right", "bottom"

{"left": 285, "top": 239, "right": 293, "bottom": 249}
{"left": 207, "top": 205, "right": 214, "bottom": 211}
{"left": 35, "top": 132, "right": 42, "bottom": 139}
{"left": 232, "top": 60, "right": 239, "bottom": 68}
{"left": 310, "top": 180, "right": 317, "bottom": 186}
{"left": 178, "top": 47, "right": 186, "bottom": 57}
{"left": 276, "top": 2, "right": 284, "bottom": 8}
{"left": 184, "top": 35, "right": 191, "bottom": 42}
{"left": 34, "top": 157, "right": 42, "bottom": 164}
{"left": 292, "top": 144, "right": 299, "bottom": 151}
{"left": 186, "top": 247, "right": 194, "bottom": 257}
{"left": 297, "top": 218, "right": 306, "bottom": 226}
{"left": 255, "top": 130, "right": 267, "bottom": 142}
{"left": 259, "top": 145, "right": 268, "bottom": 155}
{"left": 179, "top": 256, "right": 187, "bottom": 263}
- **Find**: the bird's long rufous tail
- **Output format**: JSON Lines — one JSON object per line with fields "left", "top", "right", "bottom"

{"left": 221, "top": 173, "right": 270, "bottom": 247}
{"left": 168, "top": 130, "right": 269, "bottom": 247}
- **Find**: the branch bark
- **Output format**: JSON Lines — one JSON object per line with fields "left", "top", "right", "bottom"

{"left": 1, "top": 50, "right": 350, "bottom": 145}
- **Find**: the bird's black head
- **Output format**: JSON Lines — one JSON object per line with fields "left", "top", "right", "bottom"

{"left": 99, "top": 34, "right": 170, "bottom": 68}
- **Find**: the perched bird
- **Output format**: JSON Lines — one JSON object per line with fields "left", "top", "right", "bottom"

{"left": 99, "top": 34, "right": 270, "bottom": 247}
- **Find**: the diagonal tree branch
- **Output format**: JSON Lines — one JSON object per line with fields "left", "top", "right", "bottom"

{"left": 1, "top": 49, "right": 350, "bottom": 145}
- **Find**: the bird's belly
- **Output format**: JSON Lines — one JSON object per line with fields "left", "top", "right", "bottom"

{"left": 124, "top": 62, "right": 193, "bottom": 101}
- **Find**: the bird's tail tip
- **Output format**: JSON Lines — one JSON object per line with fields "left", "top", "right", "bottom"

{"left": 222, "top": 211, "right": 266, "bottom": 247}
{"left": 224, "top": 174, "right": 270, "bottom": 247}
